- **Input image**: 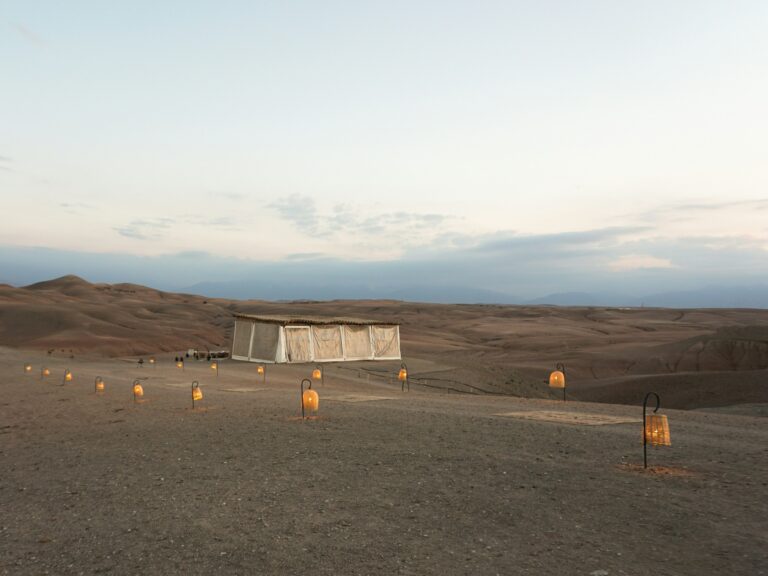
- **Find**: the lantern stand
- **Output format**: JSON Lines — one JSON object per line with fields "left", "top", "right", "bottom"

{"left": 192, "top": 381, "right": 202, "bottom": 409}
{"left": 300, "top": 378, "right": 320, "bottom": 419}
{"left": 643, "top": 391, "right": 660, "bottom": 469}
{"left": 132, "top": 379, "right": 144, "bottom": 403}
{"left": 556, "top": 362, "right": 566, "bottom": 402}
{"left": 398, "top": 362, "right": 409, "bottom": 392}
{"left": 312, "top": 365, "right": 323, "bottom": 386}
{"left": 257, "top": 364, "right": 266, "bottom": 385}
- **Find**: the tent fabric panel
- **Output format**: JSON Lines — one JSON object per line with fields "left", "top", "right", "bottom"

{"left": 285, "top": 326, "right": 312, "bottom": 363}
{"left": 343, "top": 325, "right": 372, "bottom": 359}
{"left": 232, "top": 320, "right": 253, "bottom": 358}
{"left": 311, "top": 325, "right": 343, "bottom": 360}
{"left": 249, "top": 322, "right": 280, "bottom": 361}
{"left": 372, "top": 325, "right": 400, "bottom": 358}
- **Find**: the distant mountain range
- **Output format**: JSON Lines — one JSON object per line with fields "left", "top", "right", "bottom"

{"left": 184, "top": 280, "right": 768, "bottom": 309}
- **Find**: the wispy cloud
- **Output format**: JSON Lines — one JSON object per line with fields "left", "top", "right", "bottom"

{"left": 269, "top": 194, "right": 321, "bottom": 234}
{"left": 13, "top": 23, "right": 43, "bottom": 46}
{"left": 0, "top": 156, "right": 12, "bottom": 172}
{"left": 207, "top": 190, "right": 246, "bottom": 201}
{"left": 184, "top": 215, "right": 241, "bottom": 231}
{"left": 268, "top": 195, "right": 452, "bottom": 241}
{"left": 113, "top": 218, "right": 175, "bottom": 240}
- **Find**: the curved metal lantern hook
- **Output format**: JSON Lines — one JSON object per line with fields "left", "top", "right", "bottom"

{"left": 642, "top": 391, "right": 661, "bottom": 469}
{"left": 300, "top": 378, "right": 312, "bottom": 419}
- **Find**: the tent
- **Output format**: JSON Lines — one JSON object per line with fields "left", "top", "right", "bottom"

{"left": 230, "top": 314, "right": 401, "bottom": 363}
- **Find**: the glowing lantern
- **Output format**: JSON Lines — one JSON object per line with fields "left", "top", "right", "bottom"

{"left": 133, "top": 380, "right": 144, "bottom": 402}
{"left": 257, "top": 365, "right": 265, "bottom": 375}
{"left": 192, "top": 380, "right": 203, "bottom": 408}
{"left": 312, "top": 366, "right": 323, "bottom": 386}
{"left": 24, "top": 363, "right": 32, "bottom": 373}
{"left": 642, "top": 392, "right": 671, "bottom": 468}
{"left": 95, "top": 376, "right": 105, "bottom": 393}
{"left": 41, "top": 367, "right": 50, "bottom": 379}
{"left": 176, "top": 360, "right": 184, "bottom": 370}
{"left": 63, "top": 369, "right": 73, "bottom": 384}
{"left": 148, "top": 356, "right": 156, "bottom": 366}
{"left": 645, "top": 415, "right": 671, "bottom": 446}
{"left": 398, "top": 362, "right": 409, "bottom": 391}
{"left": 300, "top": 378, "right": 319, "bottom": 418}
{"left": 548, "top": 363, "right": 566, "bottom": 401}
{"left": 257, "top": 364, "right": 266, "bottom": 384}
{"left": 210, "top": 361, "right": 219, "bottom": 377}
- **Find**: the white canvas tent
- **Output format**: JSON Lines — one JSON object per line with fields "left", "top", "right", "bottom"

{"left": 231, "top": 314, "right": 401, "bottom": 363}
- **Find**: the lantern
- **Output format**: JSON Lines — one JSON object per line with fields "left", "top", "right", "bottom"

{"left": 24, "top": 363, "right": 32, "bottom": 373}
{"left": 642, "top": 392, "right": 671, "bottom": 468}
{"left": 257, "top": 364, "right": 266, "bottom": 384}
{"left": 257, "top": 365, "right": 265, "bottom": 375}
{"left": 133, "top": 380, "right": 144, "bottom": 402}
{"left": 644, "top": 414, "right": 671, "bottom": 446}
{"left": 176, "top": 360, "right": 184, "bottom": 370}
{"left": 63, "top": 369, "right": 72, "bottom": 384}
{"left": 548, "top": 363, "right": 566, "bottom": 401}
{"left": 398, "top": 362, "right": 409, "bottom": 391}
{"left": 41, "top": 367, "right": 50, "bottom": 378}
{"left": 148, "top": 356, "right": 156, "bottom": 366}
{"left": 192, "top": 381, "right": 203, "bottom": 408}
{"left": 95, "top": 376, "right": 105, "bottom": 393}
{"left": 210, "top": 361, "right": 219, "bottom": 377}
{"left": 312, "top": 366, "right": 323, "bottom": 386}
{"left": 300, "top": 378, "right": 319, "bottom": 418}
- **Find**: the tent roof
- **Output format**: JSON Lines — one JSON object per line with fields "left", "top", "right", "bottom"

{"left": 233, "top": 313, "right": 399, "bottom": 326}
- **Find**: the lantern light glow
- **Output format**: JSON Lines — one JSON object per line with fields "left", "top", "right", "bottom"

{"left": 398, "top": 362, "right": 409, "bottom": 391}
{"left": 548, "top": 363, "right": 567, "bottom": 401}
{"left": 133, "top": 380, "right": 144, "bottom": 402}
{"left": 95, "top": 376, "right": 105, "bottom": 393}
{"left": 192, "top": 380, "right": 203, "bottom": 408}
{"left": 24, "top": 363, "right": 32, "bottom": 373}
{"left": 300, "top": 378, "right": 319, "bottom": 418}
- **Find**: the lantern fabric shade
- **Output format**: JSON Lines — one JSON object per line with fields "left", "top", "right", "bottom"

{"left": 133, "top": 383, "right": 144, "bottom": 398}
{"left": 302, "top": 389, "right": 319, "bottom": 413}
{"left": 192, "top": 385, "right": 203, "bottom": 401}
{"left": 549, "top": 370, "right": 565, "bottom": 389}
{"left": 95, "top": 377, "right": 105, "bottom": 392}
{"left": 398, "top": 368, "right": 408, "bottom": 381}
{"left": 312, "top": 368, "right": 322, "bottom": 380}
{"left": 644, "top": 414, "right": 671, "bottom": 446}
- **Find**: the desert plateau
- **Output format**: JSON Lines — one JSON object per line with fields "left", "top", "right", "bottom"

{"left": 1, "top": 276, "right": 766, "bottom": 575}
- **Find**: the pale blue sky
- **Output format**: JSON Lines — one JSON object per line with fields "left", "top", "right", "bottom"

{"left": 1, "top": 1, "right": 767, "bottom": 301}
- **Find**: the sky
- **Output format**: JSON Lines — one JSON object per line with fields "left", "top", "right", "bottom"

{"left": 2, "top": 1, "right": 768, "bottom": 304}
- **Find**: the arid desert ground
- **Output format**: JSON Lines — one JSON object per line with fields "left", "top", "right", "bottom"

{"left": 1, "top": 276, "right": 767, "bottom": 575}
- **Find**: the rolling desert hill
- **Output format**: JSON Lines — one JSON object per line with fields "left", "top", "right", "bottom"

{"left": 1, "top": 275, "right": 767, "bottom": 410}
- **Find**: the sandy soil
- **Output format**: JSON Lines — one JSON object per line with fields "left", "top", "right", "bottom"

{"left": 2, "top": 347, "right": 766, "bottom": 575}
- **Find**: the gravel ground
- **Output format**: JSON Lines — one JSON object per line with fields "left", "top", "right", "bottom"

{"left": 2, "top": 349, "right": 767, "bottom": 575}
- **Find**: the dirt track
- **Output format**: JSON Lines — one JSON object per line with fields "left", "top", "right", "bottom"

{"left": 2, "top": 348, "right": 766, "bottom": 575}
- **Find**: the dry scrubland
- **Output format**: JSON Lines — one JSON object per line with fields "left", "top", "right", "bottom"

{"left": 1, "top": 276, "right": 767, "bottom": 574}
